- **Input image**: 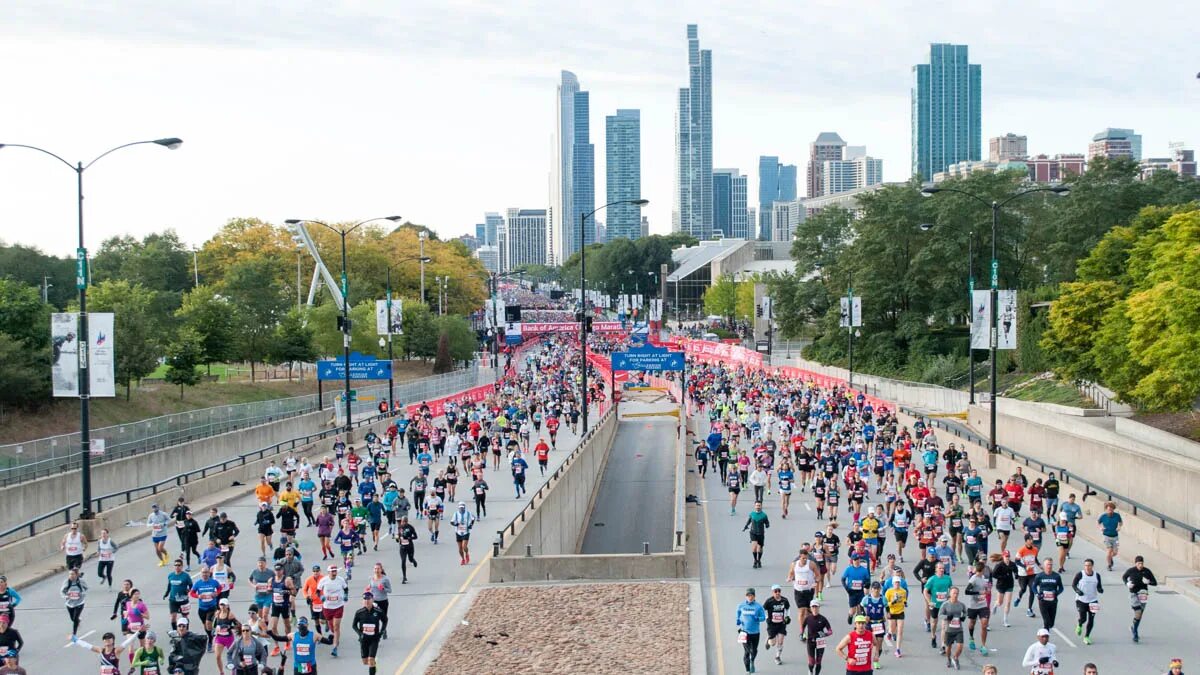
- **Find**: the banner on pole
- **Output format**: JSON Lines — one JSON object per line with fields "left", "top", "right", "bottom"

{"left": 971, "top": 290, "right": 1018, "bottom": 350}
{"left": 998, "top": 289, "right": 1018, "bottom": 350}
{"left": 51, "top": 312, "right": 116, "bottom": 397}
{"left": 375, "top": 299, "right": 403, "bottom": 335}
{"left": 839, "top": 297, "right": 862, "bottom": 328}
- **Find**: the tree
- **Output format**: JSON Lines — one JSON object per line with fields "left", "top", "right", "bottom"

{"left": 268, "top": 307, "right": 318, "bottom": 380}
{"left": 0, "top": 333, "right": 51, "bottom": 409}
{"left": 1042, "top": 281, "right": 1124, "bottom": 380}
{"left": 432, "top": 332, "right": 453, "bottom": 374}
{"left": 86, "top": 279, "right": 163, "bottom": 399}
{"left": 176, "top": 285, "right": 237, "bottom": 374}
{"left": 0, "top": 242, "right": 75, "bottom": 308}
{"left": 0, "top": 278, "right": 51, "bottom": 349}
{"left": 221, "top": 258, "right": 288, "bottom": 381}
{"left": 434, "top": 314, "right": 479, "bottom": 364}
{"left": 703, "top": 274, "right": 738, "bottom": 319}
{"left": 400, "top": 303, "right": 437, "bottom": 360}
{"left": 164, "top": 328, "right": 203, "bottom": 399}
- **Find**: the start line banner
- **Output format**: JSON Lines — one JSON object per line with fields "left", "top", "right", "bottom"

{"left": 520, "top": 321, "right": 623, "bottom": 335}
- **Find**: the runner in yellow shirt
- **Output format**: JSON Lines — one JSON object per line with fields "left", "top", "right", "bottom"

{"left": 884, "top": 576, "right": 908, "bottom": 659}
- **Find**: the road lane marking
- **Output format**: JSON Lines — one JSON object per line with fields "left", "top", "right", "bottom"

{"left": 1053, "top": 626, "right": 1077, "bottom": 649}
{"left": 63, "top": 629, "right": 94, "bottom": 648}
{"left": 699, "top": 475, "right": 726, "bottom": 675}
{"left": 393, "top": 547, "right": 494, "bottom": 675}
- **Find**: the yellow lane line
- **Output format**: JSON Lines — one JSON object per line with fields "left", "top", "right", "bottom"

{"left": 393, "top": 547, "right": 494, "bottom": 675}
{"left": 700, "top": 474, "right": 726, "bottom": 675}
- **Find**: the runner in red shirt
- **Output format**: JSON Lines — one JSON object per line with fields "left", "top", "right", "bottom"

{"left": 534, "top": 439, "right": 551, "bottom": 475}
{"left": 545, "top": 416, "right": 560, "bottom": 448}
{"left": 837, "top": 615, "right": 877, "bottom": 673}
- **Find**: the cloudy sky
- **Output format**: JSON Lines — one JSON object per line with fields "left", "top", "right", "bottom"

{"left": 1, "top": 1, "right": 1197, "bottom": 255}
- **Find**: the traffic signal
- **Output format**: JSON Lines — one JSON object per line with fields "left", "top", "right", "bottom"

{"left": 756, "top": 305, "right": 763, "bottom": 318}
{"left": 337, "top": 316, "right": 353, "bottom": 333}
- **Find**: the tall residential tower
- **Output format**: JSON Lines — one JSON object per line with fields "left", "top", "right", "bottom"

{"left": 912, "top": 43, "right": 982, "bottom": 180}
{"left": 674, "top": 24, "right": 713, "bottom": 240}
{"left": 605, "top": 109, "right": 643, "bottom": 241}
{"left": 549, "top": 71, "right": 595, "bottom": 265}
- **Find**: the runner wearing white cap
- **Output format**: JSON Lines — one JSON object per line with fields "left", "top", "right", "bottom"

{"left": 1021, "top": 628, "right": 1059, "bottom": 673}
{"left": 450, "top": 502, "right": 476, "bottom": 565}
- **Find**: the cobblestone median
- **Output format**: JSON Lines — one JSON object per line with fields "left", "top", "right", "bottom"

{"left": 427, "top": 582, "right": 691, "bottom": 674}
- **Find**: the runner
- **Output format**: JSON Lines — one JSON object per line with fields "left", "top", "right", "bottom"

{"left": 777, "top": 459, "right": 795, "bottom": 518}
{"left": 883, "top": 575, "right": 907, "bottom": 659}
{"left": 60, "top": 567, "right": 88, "bottom": 638}
{"left": 1014, "top": 535, "right": 1041, "bottom": 618}
{"left": 1021, "top": 628, "right": 1059, "bottom": 673}
{"left": 735, "top": 588, "right": 766, "bottom": 674}
{"left": 223, "top": 624, "right": 267, "bottom": 675}
{"left": 922, "top": 562, "right": 952, "bottom": 651}
{"left": 840, "top": 556, "right": 870, "bottom": 626}
{"left": 1097, "top": 502, "right": 1123, "bottom": 572}
{"left": 395, "top": 516, "right": 419, "bottom": 584}
{"left": 131, "top": 631, "right": 166, "bottom": 675}
{"left": 743, "top": 501, "right": 770, "bottom": 568}
{"left": 787, "top": 548, "right": 819, "bottom": 629}
{"left": 147, "top": 504, "right": 173, "bottom": 567}
{"left": 858, "top": 583, "right": 886, "bottom": 671}
{"left": 317, "top": 566, "right": 349, "bottom": 657}
{"left": 762, "top": 585, "right": 791, "bottom": 666}
{"left": 938, "top": 586, "right": 966, "bottom": 669}
{"left": 989, "top": 550, "right": 1017, "bottom": 627}
{"left": 60, "top": 521, "right": 87, "bottom": 574}
{"left": 162, "top": 559, "right": 192, "bottom": 628}
{"left": 727, "top": 462, "right": 743, "bottom": 515}
{"left": 510, "top": 450, "right": 529, "bottom": 499}
{"left": 1122, "top": 555, "right": 1158, "bottom": 643}
{"left": 70, "top": 631, "right": 131, "bottom": 674}
{"left": 210, "top": 600, "right": 239, "bottom": 669}
{"left": 1031, "top": 558, "right": 1065, "bottom": 631}
{"left": 352, "top": 593, "right": 384, "bottom": 675}
{"left": 835, "top": 615, "right": 875, "bottom": 674}
{"left": 450, "top": 501, "right": 476, "bottom": 565}
{"left": 1072, "top": 558, "right": 1103, "bottom": 645}
{"left": 268, "top": 563, "right": 297, "bottom": 639}
{"left": 95, "top": 529, "right": 118, "bottom": 587}
{"left": 963, "top": 561, "right": 991, "bottom": 656}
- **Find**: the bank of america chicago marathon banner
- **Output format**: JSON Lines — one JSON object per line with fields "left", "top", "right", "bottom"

{"left": 51, "top": 312, "right": 116, "bottom": 398}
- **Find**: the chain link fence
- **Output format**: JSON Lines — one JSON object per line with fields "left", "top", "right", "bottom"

{"left": 0, "top": 363, "right": 492, "bottom": 486}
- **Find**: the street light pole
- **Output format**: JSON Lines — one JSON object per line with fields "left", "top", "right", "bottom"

{"left": 418, "top": 231, "right": 428, "bottom": 306}
{"left": 287, "top": 216, "right": 402, "bottom": 434}
{"left": 579, "top": 198, "right": 649, "bottom": 434}
{"left": 0, "top": 137, "right": 182, "bottom": 519}
{"left": 921, "top": 184, "right": 1069, "bottom": 455}
{"left": 847, "top": 269, "right": 854, "bottom": 390}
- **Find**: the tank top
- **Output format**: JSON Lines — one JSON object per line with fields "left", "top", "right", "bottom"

{"left": 271, "top": 578, "right": 289, "bottom": 606}
{"left": 97, "top": 538, "right": 116, "bottom": 561}
{"left": 792, "top": 561, "right": 816, "bottom": 591}
{"left": 65, "top": 532, "right": 84, "bottom": 556}
{"left": 100, "top": 648, "right": 120, "bottom": 675}
{"left": 846, "top": 631, "right": 874, "bottom": 671}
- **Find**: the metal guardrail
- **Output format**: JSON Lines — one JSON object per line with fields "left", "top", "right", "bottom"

{"left": 0, "top": 365, "right": 485, "bottom": 486}
{"left": 0, "top": 408, "right": 391, "bottom": 543}
{"left": 901, "top": 406, "right": 1200, "bottom": 543}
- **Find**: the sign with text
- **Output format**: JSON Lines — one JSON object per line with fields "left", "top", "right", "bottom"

{"left": 317, "top": 352, "right": 392, "bottom": 381}
{"left": 970, "top": 290, "right": 1017, "bottom": 350}
{"left": 51, "top": 312, "right": 116, "bottom": 397}
{"left": 612, "top": 344, "right": 685, "bottom": 372}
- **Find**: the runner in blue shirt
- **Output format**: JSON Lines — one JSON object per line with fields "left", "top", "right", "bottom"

{"left": 841, "top": 557, "right": 872, "bottom": 624}
{"left": 735, "top": 588, "right": 768, "bottom": 674}
{"left": 510, "top": 453, "right": 529, "bottom": 498}
{"left": 297, "top": 475, "right": 317, "bottom": 526}
{"left": 859, "top": 582, "right": 887, "bottom": 670}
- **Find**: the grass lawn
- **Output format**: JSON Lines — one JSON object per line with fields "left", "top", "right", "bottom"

{"left": 0, "top": 360, "right": 436, "bottom": 444}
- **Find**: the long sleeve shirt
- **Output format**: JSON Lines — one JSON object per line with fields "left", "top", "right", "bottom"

{"left": 1021, "top": 640, "right": 1058, "bottom": 667}
{"left": 735, "top": 601, "right": 767, "bottom": 635}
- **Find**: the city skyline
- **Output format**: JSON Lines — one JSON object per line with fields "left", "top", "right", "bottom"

{"left": 1, "top": 2, "right": 1197, "bottom": 254}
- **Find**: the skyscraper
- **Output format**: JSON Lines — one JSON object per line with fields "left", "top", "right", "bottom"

{"left": 807, "top": 132, "right": 847, "bottom": 198}
{"left": 549, "top": 71, "right": 595, "bottom": 265}
{"left": 505, "top": 208, "right": 547, "bottom": 270}
{"left": 989, "top": 133, "right": 1028, "bottom": 162}
{"left": 674, "top": 24, "right": 713, "bottom": 240}
{"left": 822, "top": 156, "right": 883, "bottom": 194}
{"left": 1089, "top": 128, "right": 1142, "bottom": 160}
{"left": 474, "top": 223, "right": 486, "bottom": 243}
{"left": 605, "top": 109, "right": 642, "bottom": 241}
{"left": 484, "top": 212, "right": 503, "bottom": 247}
{"left": 758, "top": 156, "right": 797, "bottom": 240}
{"left": 912, "top": 43, "right": 982, "bottom": 180}
{"left": 712, "top": 168, "right": 748, "bottom": 239}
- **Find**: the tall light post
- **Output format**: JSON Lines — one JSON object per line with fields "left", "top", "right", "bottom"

{"left": 384, "top": 255, "right": 430, "bottom": 407}
{"left": 921, "top": 185, "right": 1069, "bottom": 455}
{"left": 1, "top": 137, "right": 182, "bottom": 518}
{"left": 418, "top": 230, "right": 428, "bottom": 306}
{"left": 286, "top": 216, "right": 403, "bottom": 434}
{"left": 579, "top": 198, "right": 648, "bottom": 434}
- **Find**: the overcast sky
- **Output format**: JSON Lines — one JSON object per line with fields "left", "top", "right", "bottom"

{"left": 1, "top": 0, "right": 1197, "bottom": 256}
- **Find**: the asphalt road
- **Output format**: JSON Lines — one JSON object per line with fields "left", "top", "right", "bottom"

{"left": 580, "top": 407, "right": 679, "bottom": 555}
{"left": 695, "top": 434, "right": 1193, "bottom": 675}
{"left": 8, "top": 413, "right": 594, "bottom": 675}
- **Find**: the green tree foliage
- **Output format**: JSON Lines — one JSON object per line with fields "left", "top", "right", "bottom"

{"left": 432, "top": 332, "right": 453, "bottom": 374}
{"left": 269, "top": 307, "right": 318, "bottom": 380}
{"left": 0, "top": 278, "right": 51, "bottom": 349}
{"left": 164, "top": 328, "right": 203, "bottom": 399}
{"left": 400, "top": 303, "right": 438, "bottom": 360}
{"left": 221, "top": 258, "right": 288, "bottom": 380}
{"left": 86, "top": 280, "right": 162, "bottom": 399}
{"left": 309, "top": 300, "right": 385, "bottom": 359}
{"left": 0, "top": 279, "right": 52, "bottom": 408}
{"left": 434, "top": 314, "right": 479, "bottom": 363}
{"left": 176, "top": 285, "right": 237, "bottom": 373}
{"left": 559, "top": 234, "right": 690, "bottom": 297}
{"left": 702, "top": 274, "right": 738, "bottom": 319}
{"left": 91, "top": 230, "right": 193, "bottom": 329}
{"left": 0, "top": 242, "right": 75, "bottom": 308}
{"left": 1045, "top": 205, "right": 1200, "bottom": 410}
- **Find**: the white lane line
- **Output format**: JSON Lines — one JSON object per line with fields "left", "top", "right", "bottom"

{"left": 64, "top": 629, "right": 95, "bottom": 648}
{"left": 805, "top": 503, "right": 812, "bottom": 511}
{"left": 1053, "top": 627, "right": 1077, "bottom": 649}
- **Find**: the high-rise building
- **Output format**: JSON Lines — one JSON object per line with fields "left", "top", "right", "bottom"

{"left": 1027, "top": 154, "right": 1086, "bottom": 183}
{"left": 674, "top": 24, "right": 713, "bottom": 240}
{"left": 758, "top": 157, "right": 797, "bottom": 240}
{"left": 640, "top": 216, "right": 650, "bottom": 239}
{"left": 474, "top": 245, "right": 501, "bottom": 273}
{"left": 504, "top": 208, "right": 547, "bottom": 271}
{"left": 550, "top": 71, "right": 595, "bottom": 265}
{"left": 989, "top": 133, "right": 1028, "bottom": 162}
{"left": 457, "top": 233, "right": 480, "bottom": 253}
{"left": 1089, "top": 128, "right": 1142, "bottom": 160}
{"left": 1139, "top": 147, "right": 1196, "bottom": 180}
{"left": 484, "top": 212, "right": 503, "bottom": 247}
{"left": 912, "top": 43, "right": 982, "bottom": 180}
{"left": 770, "top": 200, "right": 805, "bottom": 242}
{"left": 808, "top": 133, "right": 845, "bottom": 198}
{"left": 712, "top": 168, "right": 749, "bottom": 239}
{"left": 822, "top": 156, "right": 883, "bottom": 194}
{"left": 595, "top": 220, "right": 607, "bottom": 243}
{"left": 474, "top": 223, "right": 486, "bottom": 243}
{"left": 605, "top": 109, "right": 642, "bottom": 241}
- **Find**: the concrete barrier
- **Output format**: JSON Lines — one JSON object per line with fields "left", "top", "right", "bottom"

{"left": 1114, "top": 416, "right": 1200, "bottom": 463}
{"left": 0, "top": 409, "right": 338, "bottom": 533}
{"left": 0, "top": 415, "right": 394, "bottom": 581}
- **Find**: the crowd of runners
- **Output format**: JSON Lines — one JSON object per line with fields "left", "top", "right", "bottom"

{"left": 1, "top": 335, "right": 600, "bottom": 675}
{"left": 690, "top": 358, "right": 1169, "bottom": 675}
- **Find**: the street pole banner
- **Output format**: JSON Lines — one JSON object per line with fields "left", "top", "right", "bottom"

{"left": 839, "top": 297, "right": 862, "bottom": 327}
{"left": 649, "top": 299, "right": 663, "bottom": 321}
{"left": 997, "top": 289, "right": 1018, "bottom": 350}
{"left": 375, "top": 298, "right": 403, "bottom": 335}
{"left": 51, "top": 312, "right": 116, "bottom": 397}
{"left": 970, "top": 290, "right": 989, "bottom": 350}
{"left": 484, "top": 299, "right": 505, "bottom": 328}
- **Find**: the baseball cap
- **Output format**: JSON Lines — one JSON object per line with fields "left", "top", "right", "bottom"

{"left": 770, "top": 584, "right": 781, "bottom": 591}
{"left": 219, "top": 598, "right": 230, "bottom": 606}
{"left": 176, "top": 617, "right": 189, "bottom": 626}
{"left": 362, "top": 592, "right": 374, "bottom": 599}
{"left": 328, "top": 565, "right": 338, "bottom": 571}
{"left": 853, "top": 615, "right": 868, "bottom": 623}
{"left": 312, "top": 564, "right": 322, "bottom": 571}
{"left": 3, "top": 649, "right": 16, "bottom": 658}
{"left": 257, "top": 556, "right": 267, "bottom": 562}
{"left": 1058, "top": 512, "right": 1068, "bottom": 520}
{"left": 745, "top": 587, "right": 756, "bottom": 596}
{"left": 297, "top": 617, "right": 309, "bottom": 626}
{"left": 1036, "top": 628, "right": 1051, "bottom": 637}
{"left": 809, "top": 599, "right": 821, "bottom": 607}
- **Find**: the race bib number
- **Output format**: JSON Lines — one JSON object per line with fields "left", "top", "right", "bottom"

{"left": 400, "top": 538, "right": 411, "bottom": 546}
{"left": 948, "top": 618, "right": 961, "bottom": 629}
{"left": 68, "top": 590, "right": 80, "bottom": 601}
{"left": 737, "top": 631, "right": 748, "bottom": 643}
{"left": 814, "top": 637, "right": 827, "bottom": 649}
{"left": 935, "top": 591, "right": 947, "bottom": 602}
{"left": 475, "top": 487, "right": 484, "bottom": 495}
{"left": 152, "top": 524, "right": 164, "bottom": 535}
{"left": 513, "top": 466, "right": 523, "bottom": 474}
{"left": 296, "top": 643, "right": 311, "bottom": 656}
{"left": 255, "top": 583, "right": 269, "bottom": 594}
{"left": 851, "top": 580, "right": 863, "bottom": 590}
{"left": 243, "top": 654, "right": 255, "bottom": 666}
{"left": 101, "top": 666, "right": 117, "bottom": 675}
{"left": 771, "top": 611, "right": 784, "bottom": 623}
{"left": 456, "top": 524, "right": 468, "bottom": 535}
{"left": 872, "top": 622, "right": 885, "bottom": 636}
{"left": 1042, "top": 591, "right": 1056, "bottom": 602}
{"left": 143, "top": 667, "right": 160, "bottom": 675}
{"left": 363, "top": 624, "right": 376, "bottom": 635}
{"left": 1137, "top": 591, "right": 1149, "bottom": 604}
{"left": 273, "top": 592, "right": 285, "bottom": 604}
{"left": 951, "top": 518, "right": 962, "bottom": 528}
{"left": 1089, "top": 602, "right": 1100, "bottom": 614}
{"left": 325, "top": 592, "right": 341, "bottom": 604}
{"left": 99, "top": 550, "right": 113, "bottom": 561}
{"left": 965, "top": 535, "right": 977, "bottom": 545}
{"left": 200, "top": 592, "right": 214, "bottom": 602}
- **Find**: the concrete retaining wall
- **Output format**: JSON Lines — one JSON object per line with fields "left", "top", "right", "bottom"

{"left": 783, "top": 357, "right": 971, "bottom": 412}
{"left": 967, "top": 403, "right": 1200, "bottom": 535}
{"left": 0, "top": 415, "right": 394, "bottom": 581}
{"left": 0, "top": 409, "right": 333, "bottom": 532}
{"left": 489, "top": 552, "right": 687, "bottom": 582}
{"left": 1114, "top": 417, "right": 1200, "bottom": 463}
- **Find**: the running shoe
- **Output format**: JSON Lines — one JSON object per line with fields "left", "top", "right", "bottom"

{"left": 1083, "top": 636, "right": 1092, "bottom": 645}
{"left": 1075, "top": 624, "right": 1082, "bottom": 636}
{"left": 968, "top": 639, "right": 975, "bottom": 651}
{"left": 979, "top": 646, "right": 988, "bottom": 656}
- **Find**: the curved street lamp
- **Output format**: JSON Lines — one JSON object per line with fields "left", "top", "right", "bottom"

{"left": 920, "top": 184, "right": 1069, "bottom": 458}
{"left": 579, "top": 198, "right": 648, "bottom": 433}
{"left": 285, "top": 217, "right": 403, "bottom": 434}
{"left": 0, "top": 137, "right": 183, "bottom": 518}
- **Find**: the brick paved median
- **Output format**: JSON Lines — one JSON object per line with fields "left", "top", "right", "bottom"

{"left": 427, "top": 582, "right": 691, "bottom": 674}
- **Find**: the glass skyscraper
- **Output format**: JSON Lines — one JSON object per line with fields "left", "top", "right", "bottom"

{"left": 712, "top": 168, "right": 748, "bottom": 239}
{"left": 550, "top": 71, "right": 595, "bottom": 265}
{"left": 912, "top": 43, "right": 982, "bottom": 180}
{"left": 758, "top": 156, "right": 796, "bottom": 240}
{"left": 605, "top": 109, "right": 642, "bottom": 241}
{"left": 674, "top": 24, "right": 713, "bottom": 240}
